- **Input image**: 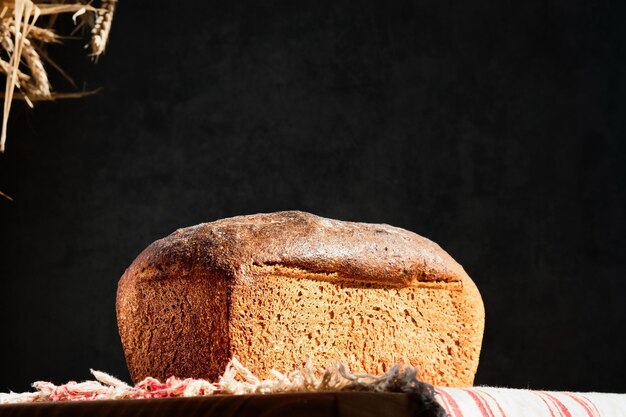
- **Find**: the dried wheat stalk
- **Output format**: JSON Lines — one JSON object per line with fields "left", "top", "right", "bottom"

{"left": 0, "top": 19, "right": 13, "bottom": 52}
{"left": 90, "top": 0, "right": 115, "bottom": 57}
{"left": 0, "top": 0, "right": 116, "bottom": 153}
{"left": 0, "top": 19, "right": 55, "bottom": 96}
{"left": 27, "top": 25, "right": 59, "bottom": 43}
{"left": 1, "top": 0, "right": 37, "bottom": 153}
{"left": 0, "top": 89, "right": 99, "bottom": 100}
{"left": 0, "top": 58, "right": 30, "bottom": 84}
{"left": 21, "top": 37, "right": 50, "bottom": 98}
{"left": 0, "top": 189, "right": 13, "bottom": 200}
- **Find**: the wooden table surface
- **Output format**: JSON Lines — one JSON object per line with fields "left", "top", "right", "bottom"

{"left": 0, "top": 392, "right": 440, "bottom": 417}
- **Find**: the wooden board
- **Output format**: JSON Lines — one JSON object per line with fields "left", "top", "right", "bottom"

{"left": 0, "top": 392, "right": 438, "bottom": 417}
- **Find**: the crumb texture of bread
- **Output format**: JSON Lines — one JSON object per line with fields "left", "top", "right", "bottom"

{"left": 116, "top": 211, "right": 485, "bottom": 386}
{"left": 230, "top": 265, "right": 483, "bottom": 386}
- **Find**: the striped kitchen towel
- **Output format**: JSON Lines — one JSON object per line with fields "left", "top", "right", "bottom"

{"left": 437, "top": 387, "right": 626, "bottom": 417}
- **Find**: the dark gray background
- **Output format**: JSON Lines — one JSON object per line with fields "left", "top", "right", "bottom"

{"left": 1, "top": 0, "right": 625, "bottom": 393}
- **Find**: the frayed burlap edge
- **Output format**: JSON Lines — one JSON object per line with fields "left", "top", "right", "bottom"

{"left": 0, "top": 357, "right": 447, "bottom": 416}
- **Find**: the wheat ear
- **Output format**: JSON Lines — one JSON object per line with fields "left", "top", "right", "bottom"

{"left": 0, "top": 19, "right": 14, "bottom": 53}
{"left": 22, "top": 37, "right": 50, "bottom": 98}
{"left": 0, "top": 58, "right": 31, "bottom": 85}
{"left": 90, "top": 0, "right": 116, "bottom": 57}
{"left": 27, "top": 26, "right": 59, "bottom": 43}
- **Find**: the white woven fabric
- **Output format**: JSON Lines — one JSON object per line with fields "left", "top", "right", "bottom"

{"left": 437, "top": 387, "right": 626, "bottom": 417}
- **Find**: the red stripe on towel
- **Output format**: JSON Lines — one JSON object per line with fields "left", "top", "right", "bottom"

{"left": 565, "top": 392, "right": 600, "bottom": 417}
{"left": 464, "top": 388, "right": 495, "bottom": 417}
{"left": 534, "top": 391, "right": 559, "bottom": 417}
{"left": 543, "top": 392, "right": 573, "bottom": 417}
{"left": 437, "top": 389, "right": 464, "bottom": 417}
{"left": 436, "top": 390, "right": 452, "bottom": 416}
{"left": 579, "top": 394, "right": 602, "bottom": 417}
{"left": 564, "top": 392, "right": 594, "bottom": 417}
{"left": 476, "top": 389, "right": 507, "bottom": 417}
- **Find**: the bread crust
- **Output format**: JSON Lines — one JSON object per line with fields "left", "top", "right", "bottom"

{"left": 130, "top": 211, "right": 467, "bottom": 285}
{"left": 117, "top": 211, "right": 484, "bottom": 385}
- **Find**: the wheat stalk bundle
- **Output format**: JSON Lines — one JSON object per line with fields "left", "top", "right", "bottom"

{"left": 0, "top": 0, "right": 117, "bottom": 152}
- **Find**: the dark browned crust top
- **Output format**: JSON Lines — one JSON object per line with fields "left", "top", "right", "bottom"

{"left": 130, "top": 211, "right": 467, "bottom": 287}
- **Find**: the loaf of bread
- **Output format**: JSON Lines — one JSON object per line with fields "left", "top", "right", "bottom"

{"left": 116, "top": 211, "right": 484, "bottom": 387}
